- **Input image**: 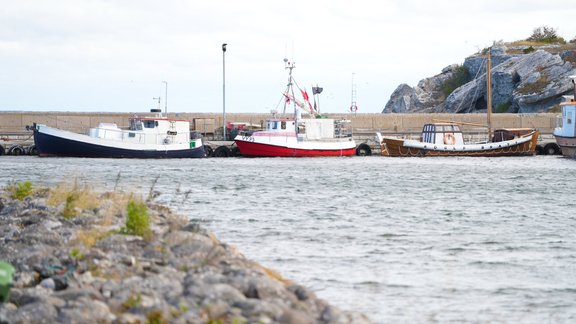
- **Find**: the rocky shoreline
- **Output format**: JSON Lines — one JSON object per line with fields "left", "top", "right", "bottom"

{"left": 0, "top": 183, "right": 371, "bottom": 323}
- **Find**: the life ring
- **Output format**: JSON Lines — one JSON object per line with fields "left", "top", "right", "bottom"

{"left": 443, "top": 133, "right": 456, "bottom": 145}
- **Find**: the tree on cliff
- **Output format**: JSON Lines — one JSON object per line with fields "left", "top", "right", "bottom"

{"left": 527, "top": 26, "right": 566, "bottom": 44}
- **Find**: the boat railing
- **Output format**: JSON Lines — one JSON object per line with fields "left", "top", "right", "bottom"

{"left": 93, "top": 127, "right": 194, "bottom": 145}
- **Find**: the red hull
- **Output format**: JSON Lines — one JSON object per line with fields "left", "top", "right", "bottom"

{"left": 235, "top": 140, "right": 356, "bottom": 157}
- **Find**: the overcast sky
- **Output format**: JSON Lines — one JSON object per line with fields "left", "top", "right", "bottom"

{"left": 1, "top": 0, "right": 575, "bottom": 114}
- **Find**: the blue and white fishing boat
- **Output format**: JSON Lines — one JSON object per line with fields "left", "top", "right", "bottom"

{"left": 33, "top": 110, "right": 205, "bottom": 158}
{"left": 553, "top": 76, "right": 576, "bottom": 159}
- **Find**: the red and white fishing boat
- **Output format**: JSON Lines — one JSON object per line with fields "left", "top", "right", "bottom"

{"left": 234, "top": 59, "right": 356, "bottom": 157}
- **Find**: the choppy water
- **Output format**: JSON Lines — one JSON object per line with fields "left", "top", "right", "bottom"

{"left": 1, "top": 155, "right": 576, "bottom": 323}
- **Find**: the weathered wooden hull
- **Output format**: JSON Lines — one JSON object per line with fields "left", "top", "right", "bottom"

{"left": 380, "top": 131, "right": 539, "bottom": 157}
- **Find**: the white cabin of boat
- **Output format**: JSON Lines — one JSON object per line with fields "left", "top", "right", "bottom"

{"left": 420, "top": 123, "right": 464, "bottom": 146}
{"left": 554, "top": 96, "right": 576, "bottom": 138}
{"left": 89, "top": 114, "right": 193, "bottom": 146}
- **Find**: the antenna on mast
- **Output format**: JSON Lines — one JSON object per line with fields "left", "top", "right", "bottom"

{"left": 282, "top": 58, "right": 296, "bottom": 114}
{"left": 350, "top": 73, "right": 358, "bottom": 115}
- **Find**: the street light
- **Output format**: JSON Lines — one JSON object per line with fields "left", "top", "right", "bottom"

{"left": 162, "top": 81, "right": 168, "bottom": 116}
{"left": 222, "top": 43, "right": 227, "bottom": 140}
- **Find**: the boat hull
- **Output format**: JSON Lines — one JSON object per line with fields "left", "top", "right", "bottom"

{"left": 34, "top": 127, "right": 206, "bottom": 158}
{"left": 381, "top": 131, "right": 539, "bottom": 157}
{"left": 234, "top": 138, "right": 356, "bottom": 157}
{"left": 554, "top": 135, "right": 576, "bottom": 158}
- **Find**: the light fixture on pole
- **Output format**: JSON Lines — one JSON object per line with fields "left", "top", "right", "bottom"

{"left": 222, "top": 43, "right": 227, "bottom": 140}
{"left": 162, "top": 81, "right": 168, "bottom": 116}
{"left": 152, "top": 97, "right": 161, "bottom": 111}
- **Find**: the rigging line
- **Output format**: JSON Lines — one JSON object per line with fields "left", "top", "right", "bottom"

{"left": 453, "top": 56, "right": 488, "bottom": 114}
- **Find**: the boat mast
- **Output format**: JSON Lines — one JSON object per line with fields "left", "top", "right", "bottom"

{"left": 487, "top": 49, "right": 493, "bottom": 141}
{"left": 282, "top": 58, "right": 300, "bottom": 136}
{"left": 282, "top": 58, "right": 296, "bottom": 115}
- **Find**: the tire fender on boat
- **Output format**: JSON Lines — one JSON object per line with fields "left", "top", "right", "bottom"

{"left": 27, "top": 145, "right": 38, "bottom": 155}
{"left": 204, "top": 145, "right": 214, "bottom": 157}
{"left": 8, "top": 145, "right": 25, "bottom": 156}
{"left": 355, "top": 143, "right": 372, "bottom": 156}
{"left": 213, "top": 146, "right": 231, "bottom": 158}
{"left": 544, "top": 143, "right": 560, "bottom": 155}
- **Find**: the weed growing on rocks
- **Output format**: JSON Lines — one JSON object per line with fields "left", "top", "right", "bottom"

{"left": 121, "top": 200, "right": 152, "bottom": 239}
{"left": 6, "top": 181, "right": 33, "bottom": 200}
{"left": 62, "top": 192, "right": 80, "bottom": 219}
{"left": 48, "top": 182, "right": 100, "bottom": 219}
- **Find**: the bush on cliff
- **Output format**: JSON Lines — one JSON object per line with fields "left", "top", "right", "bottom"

{"left": 441, "top": 65, "right": 470, "bottom": 97}
{"left": 527, "top": 26, "right": 566, "bottom": 44}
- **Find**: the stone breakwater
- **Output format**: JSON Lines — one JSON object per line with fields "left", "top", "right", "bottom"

{"left": 0, "top": 186, "right": 371, "bottom": 324}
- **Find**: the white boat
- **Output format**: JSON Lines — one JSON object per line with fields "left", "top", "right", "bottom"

{"left": 233, "top": 59, "right": 357, "bottom": 157}
{"left": 553, "top": 76, "right": 576, "bottom": 158}
{"left": 33, "top": 110, "right": 206, "bottom": 158}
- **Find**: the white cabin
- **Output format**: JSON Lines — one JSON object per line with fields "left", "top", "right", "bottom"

{"left": 89, "top": 117, "right": 192, "bottom": 146}
{"left": 421, "top": 123, "right": 464, "bottom": 146}
{"left": 263, "top": 118, "right": 352, "bottom": 141}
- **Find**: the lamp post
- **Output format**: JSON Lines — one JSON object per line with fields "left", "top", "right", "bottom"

{"left": 222, "top": 43, "right": 227, "bottom": 140}
{"left": 162, "top": 81, "right": 168, "bottom": 116}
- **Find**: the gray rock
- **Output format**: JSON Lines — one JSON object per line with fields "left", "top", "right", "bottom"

{"left": 40, "top": 278, "right": 56, "bottom": 290}
{"left": 385, "top": 46, "right": 576, "bottom": 114}
{"left": 8, "top": 302, "right": 58, "bottom": 323}
{"left": 383, "top": 65, "right": 458, "bottom": 113}
{"left": 58, "top": 298, "right": 115, "bottom": 324}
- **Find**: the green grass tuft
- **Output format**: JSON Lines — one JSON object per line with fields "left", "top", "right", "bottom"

{"left": 62, "top": 192, "right": 80, "bottom": 219}
{"left": 7, "top": 181, "right": 33, "bottom": 200}
{"left": 121, "top": 200, "right": 151, "bottom": 238}
{"left": 495, "top": 101, "right": 512, "bottom": 113}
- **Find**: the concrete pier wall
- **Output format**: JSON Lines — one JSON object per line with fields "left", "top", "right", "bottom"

{"left": 0, "top": 111, "right": 559, "bottom": 135}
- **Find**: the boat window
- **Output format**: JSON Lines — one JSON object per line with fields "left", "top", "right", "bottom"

{"left": 128, "top": 132, "right": 135, "bottom": 138}
{"left": 130, "top": 119, "right": 143, "bottom": 131}
{"left": 144, "top": 120, "right": 156, "bottom": 128}
{"left": 272, "top": 122, "right": 278, "bottom": 130}
{"left": 281, "top": 121, "right": 286, "bottom": 129}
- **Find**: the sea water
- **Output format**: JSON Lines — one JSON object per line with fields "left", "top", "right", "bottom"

{"left": 1, "top": 155, "right": 576, "bottom": 323}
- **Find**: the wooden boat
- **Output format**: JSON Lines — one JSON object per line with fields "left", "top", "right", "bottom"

{"left": 33, "top": 110, "right": 206, "bottom": 158}
{"left": 378, "top": 124, "right": 538, "bottom": 157}
{"left": 553, "top": 76, "right": 576, "bottom": 158}
{"left": 234, "top": 59, "right": 356, "bottom": 157}
{"left": 378, "top": 49, "right": 539, "bottom": 157}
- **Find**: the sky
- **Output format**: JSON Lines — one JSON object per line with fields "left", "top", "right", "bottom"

{"left": 1, "top": 0, "right": 576, "bottom": 114}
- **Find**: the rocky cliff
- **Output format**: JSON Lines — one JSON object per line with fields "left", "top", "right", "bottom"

{"left": 383, "top": 44, "right": 576, "bottom": 114}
